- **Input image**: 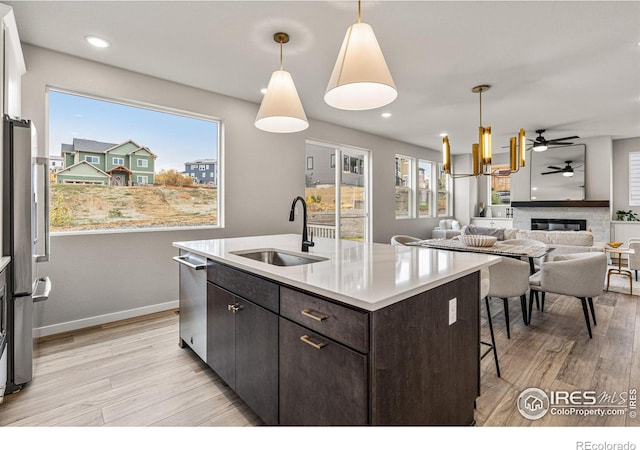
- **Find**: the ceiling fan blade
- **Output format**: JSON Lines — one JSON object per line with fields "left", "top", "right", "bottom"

{"left": 541, "top": 170, "right": 561, "bottom": 175}
{"left": 547, "top": 136, "right": 579, "bottom": 143}
{"left": 547, "top": 165, "right": 562, "bottom": 170}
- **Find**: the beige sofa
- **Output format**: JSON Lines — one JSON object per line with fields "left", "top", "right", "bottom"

{"left": 514, "top": 230, "right": 605, "bottom": 255}
{"left": 458, "top": 225, "right": 605, "bottom": 255}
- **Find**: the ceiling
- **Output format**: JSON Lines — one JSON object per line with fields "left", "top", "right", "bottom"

{"left": 5, "top": 1, "right": 640, "bottom": 153}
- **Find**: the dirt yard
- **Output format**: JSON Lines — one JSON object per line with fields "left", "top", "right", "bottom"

{"left": 50, "top": 184, "right": 218, "bottom": 231}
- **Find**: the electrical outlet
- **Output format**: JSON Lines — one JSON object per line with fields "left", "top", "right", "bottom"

{"left": 449, "top": 298, "right": 457, "bottom": 325}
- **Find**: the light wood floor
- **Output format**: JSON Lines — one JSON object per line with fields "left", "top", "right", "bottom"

{"left": 0, "top": 288, "right": 638, "bottom": 427}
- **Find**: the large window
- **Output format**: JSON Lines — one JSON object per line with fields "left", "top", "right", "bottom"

{"left": 418, "top": 160, "right": 433, "bottom": 217}
{"left": 48, "top": 89, "right": 221, "bottom": 232}
{"left": 437, "top": 163, "right": 451, "bottom": 216}
{"left": 488, "top": 165, "right": 511, "bottom": 205}
{"left": 395, "top": 155, "right": 413, "bottom": 218}
{"left": 629, "top": 152, "right": 640, "bottom": 206}
{"left": 396, "top": 156, "right": 440, "bottom": 219}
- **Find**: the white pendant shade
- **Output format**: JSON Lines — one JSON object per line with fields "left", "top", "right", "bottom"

{"left": 255, "top": 70, "right": 309, "bottom": 133}
{"left": 325, "top": 22, "right": 397, "bottom": 111}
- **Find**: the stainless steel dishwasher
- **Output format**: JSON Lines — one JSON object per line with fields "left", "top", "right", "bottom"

{"left": 173, "top": 251, "right": 208, "bottom": 362}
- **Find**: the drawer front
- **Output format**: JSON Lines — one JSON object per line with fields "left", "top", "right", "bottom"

{"left": 280, "top": 287, "right": 369, "bottom": 354}
{"left": 279, "top": 318, "right": 368, "bottom": 425}
{"left": 207, "top": 261, "right": 279, "bottom": 313}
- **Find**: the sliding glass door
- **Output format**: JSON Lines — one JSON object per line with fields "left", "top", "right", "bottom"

{"left": 305, "top": 140, "right": 370, "bottom": 243}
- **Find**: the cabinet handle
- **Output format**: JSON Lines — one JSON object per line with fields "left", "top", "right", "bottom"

{"left": 300, "top": 335, "right": 326, "bottom": 350}
{"left": 301, "top": 309, "right": 327, "bottom": 322}
{"left": 227, "top": 303, "right": 243, "bottom": 313}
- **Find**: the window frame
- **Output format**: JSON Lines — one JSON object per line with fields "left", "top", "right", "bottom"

{"left": 395, "top": 154, "right": 414, "bottom": 219}
{"left": 137, "top": 159, "right": 149, "bottom": 168}
{"left": 112, "top": 157, "right": 124, "bottom": 166}
{"left": 395, "top": 155, "right": 440, "bottom": 219}
{"left": 437, "top": 162, "right": 451, "bottom": 217}
{"left": 487, "top": 164, "right": 512, "bottom": 206}
{"left": 85, "top": 155, "right": 100, "bottom": 164}
{"left": 47, "top": 86, "right": 224, "bottom": 235}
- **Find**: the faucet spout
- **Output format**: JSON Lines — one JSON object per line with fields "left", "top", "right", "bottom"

{"left": 289, "top": 196, "right": 314, "bottom": 252}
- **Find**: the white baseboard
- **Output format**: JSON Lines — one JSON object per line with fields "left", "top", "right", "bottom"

{"left": 32, "top": 300, "right": 179, "bottom": 338}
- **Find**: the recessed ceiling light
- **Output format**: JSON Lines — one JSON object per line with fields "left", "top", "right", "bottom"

{"left": 260, "top": 88, "right": 268, "bottom": 95}
{"left": 85, "top": 35, "right": 110, "bottom": 48}
{"left": 532, "top": 187, "right": 538, "bottom": 191}
{"left": 439, "top": 132, "right": 448, "bottom": 137}
{"left": 381, "top": 112, "right": 392, "bottom": 118}
{"left": 531, "top": 196, "right": 537, "bottom": 200}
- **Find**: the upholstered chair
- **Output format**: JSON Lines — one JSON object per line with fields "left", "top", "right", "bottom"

{"left": 390, "top": 235, "right": 421, "bottom": 246}
{"left": 528, "top": 252, "right": 607, "bottom": 338}
{"left": 486, "top": 257, "right": 530, "bottom": 339}
{"left": 628, "top": 239, "right": 640, "bottom": 281}
{"left": 480, "top": 268, "right": 500, "bottom": 377}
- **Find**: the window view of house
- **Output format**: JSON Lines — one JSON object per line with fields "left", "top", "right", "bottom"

{"left": 489, "top": 164, "right": 511, "bottom": 205}
{"left": 418, "top": 160, "right": 433, "bottom": 217}
{"left": 437, "top": 163, "right": 450, "bottom": 216}
{"left": 395, "top": 155, "right": 412, "bottom": 218}
{"left": 48, "top": 89, "right": 221, "bottom": 231}
{"left": 305, "top": 141, "right": 369, "bottom": 242}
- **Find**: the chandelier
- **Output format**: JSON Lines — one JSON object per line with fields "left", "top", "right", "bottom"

{"left": 443, "top": 85, "right": 526, "bottom": 178}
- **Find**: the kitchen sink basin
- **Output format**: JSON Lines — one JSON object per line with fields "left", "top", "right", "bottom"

{"left": 230, "top": 249, "right": 328, "bottom": 267}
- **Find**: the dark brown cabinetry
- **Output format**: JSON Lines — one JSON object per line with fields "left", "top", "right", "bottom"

{"left": 203, "top": 259, "right": 480, "bottom": 426}
{"left": 206, "top": 268, "right": 278, "bottom": 425}
{"left": 279, "top": 317, "right": 368, "bottom": 425}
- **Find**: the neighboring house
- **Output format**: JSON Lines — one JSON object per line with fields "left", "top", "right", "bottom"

{"left": 49, "top": 155, "right": 65, "bottom": 172}
{"left": 57, "top": 138, "right": 157, "bottom": 185}
{"left": 183, "top": 159, "right": 217, "bottom": 185}
{"left": 304, "top": 147, "right": 364, "bottom": 187}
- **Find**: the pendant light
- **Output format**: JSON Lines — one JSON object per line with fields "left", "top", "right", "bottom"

{"left": 324, "top": 0, "right": 397, "bottom": 110}
{"left": 442, "top": 85, "right": 526, "bottom": 178}
{"left": 255, "top": 32, "right": 309, "bottom": 133}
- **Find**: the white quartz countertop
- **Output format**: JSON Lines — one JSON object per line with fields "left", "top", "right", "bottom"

{"left": 173, "top": 234, "right": 501, "bottom": 311}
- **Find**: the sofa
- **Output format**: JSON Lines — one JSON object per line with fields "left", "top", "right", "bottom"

{"left": 457, "top": 225, "right": 605, "bottom": 256}
{"left": 432, "top": 219, "right": 463, "bottom": 239}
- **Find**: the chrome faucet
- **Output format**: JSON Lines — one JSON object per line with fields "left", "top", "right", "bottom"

{"left": 289, "top": 196, "right": 314, "bottom": 252}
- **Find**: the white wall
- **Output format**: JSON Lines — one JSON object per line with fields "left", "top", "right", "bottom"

{"left": 21, "top": 45, "right": 443, "bottom": 334}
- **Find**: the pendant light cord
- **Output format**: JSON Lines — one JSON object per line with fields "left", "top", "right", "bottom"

{"left": 357, "top": 0, "right": 361, "bottom": 23}
{"left": 479, "top": 89, "right": 483, "bottom": 127}
{"left": 280, "top": 40, "right": 283, "bottom": 70}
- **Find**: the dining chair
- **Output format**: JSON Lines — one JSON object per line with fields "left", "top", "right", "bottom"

{"left": 480, "top": 268, "right": 500, "bottom": 377}
{"left": 390, "top": 235, "right": 421, "bottom": 246}
{"left": 501, "top": 238, "right": 548, "bottom": 310}
{"left": 628, "top": 239, "right": 640, "bottom": 281}
{"left": 486, "top": 257, "right": 530, "bottom": 339}
{"left": 528, "top": 252, "right": 607, "bottom": 338}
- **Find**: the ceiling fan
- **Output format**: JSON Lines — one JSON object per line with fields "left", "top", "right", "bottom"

{"left": 540, "top": 160, "right": 583, "bottom": 177}
{"left": 529, "top": 129, "right": 579, "bottom": 152}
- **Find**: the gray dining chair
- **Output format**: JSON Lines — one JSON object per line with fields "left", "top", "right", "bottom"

{"left": 390, "top": 235, "right": 421, "bottom": 246}
{"left": 480, "top": 268, "right": 500, "bottom": 377}
{"left": 486, "top": 257, "right": 530, "bottom": 339}
{"left": 528, "top": 252, "right": 607, "bottom": 338}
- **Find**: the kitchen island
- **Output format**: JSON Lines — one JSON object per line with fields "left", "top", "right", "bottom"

{"left": 173, "top": 234, "right": 501, "bottom": 426}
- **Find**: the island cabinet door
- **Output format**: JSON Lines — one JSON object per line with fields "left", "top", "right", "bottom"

{"left": 279, "top": 318, "right": 368, "bottom": 425}
{"left": 206, "top": 283, "right": 236, "bottom": 388}
{"left": 234, "top": 298, "right": 279, "bottom": 426}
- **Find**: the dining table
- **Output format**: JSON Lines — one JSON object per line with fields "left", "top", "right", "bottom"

{"left": 407, "top": 238, "right": 555, "bottom": 274}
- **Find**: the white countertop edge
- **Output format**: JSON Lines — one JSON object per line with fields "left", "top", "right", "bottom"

{"left": 173, "top": 237, "right": 502, "bottom": 312}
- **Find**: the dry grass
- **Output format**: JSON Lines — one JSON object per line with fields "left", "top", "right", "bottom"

{"left": 51, "top": 184, "right": 218, "bottom": 231}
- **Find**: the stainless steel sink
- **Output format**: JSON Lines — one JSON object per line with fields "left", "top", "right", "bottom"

{"left": 230, "top": 249, "right": 328, "bottom": 267}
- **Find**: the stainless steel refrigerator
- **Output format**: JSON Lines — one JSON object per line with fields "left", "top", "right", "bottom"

{"left": 2, "top": 115, "right": 51, "bottom": 394}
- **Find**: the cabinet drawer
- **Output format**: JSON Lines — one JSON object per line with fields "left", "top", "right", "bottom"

{"left": 280, "top": 287, "right": 369, "bottom": 354}
{"left": 207, "top": 261, "right": 279, "bottom": 313}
